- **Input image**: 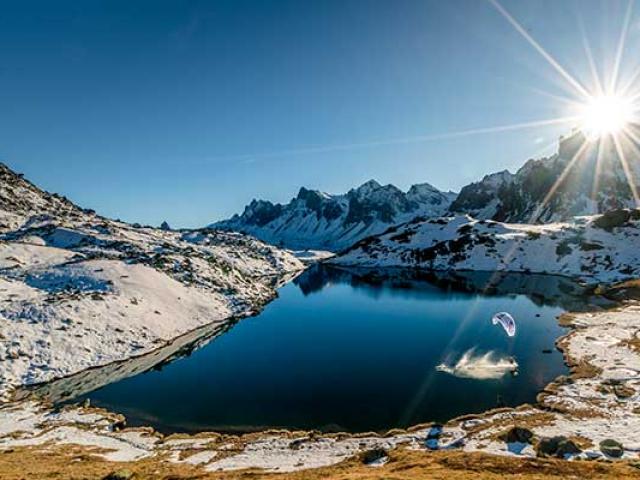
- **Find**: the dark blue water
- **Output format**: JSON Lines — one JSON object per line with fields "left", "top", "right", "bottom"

{"left": 73, "top": 266, "right": 582, "bottom": 434}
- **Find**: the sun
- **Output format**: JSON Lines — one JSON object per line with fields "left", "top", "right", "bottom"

{"left": 579, "top": 94, "right": 634, "bottom": 139}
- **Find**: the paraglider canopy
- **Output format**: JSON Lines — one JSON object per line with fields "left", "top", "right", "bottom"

{"left": 492, "top": 312, "right": 516, "bottom": 337}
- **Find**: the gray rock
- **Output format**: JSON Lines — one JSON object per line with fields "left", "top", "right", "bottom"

{"left": 500, "top": 426, "right": 534, "bottom": 444}
{"left": 536, "top": 436, "right": 560, "bottom": 457}
{"left": 600, "top": 439, "right": 624, "bottom": 458}
{"left": 103, "top": 470, "right": 134, "bottom": 480}
{"left": 593, "top": 209, "right": 631, "bottom": 231}
{"left": 535, "top": 436, "right": 581, "bottom": 458}
{"left": 359, "top": 448, "right": 388, "bottom": 465}
{"left": 556, "top": 438, "right": 582, "bottom": 457}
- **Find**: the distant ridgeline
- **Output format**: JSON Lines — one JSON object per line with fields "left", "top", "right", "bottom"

{"left": 213, "top": 128, "right": 640, "bottom": 251}
{"left": 211, "top": 180, "right": 457, "bottom": 251}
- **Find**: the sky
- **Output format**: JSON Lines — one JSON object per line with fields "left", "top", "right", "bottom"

{"left": 1, "top": 0, "right": 639, "bottom": 227}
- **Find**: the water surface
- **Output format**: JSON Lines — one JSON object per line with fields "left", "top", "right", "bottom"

{"left": 65, "top": 266, "right": 585, "bottom": 434}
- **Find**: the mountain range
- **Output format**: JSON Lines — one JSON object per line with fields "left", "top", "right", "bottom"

{"left": 212, "top": 180, "right": 456, "bottom": 250}
{"left": 215, "top": 128, "right": 640, "bottom": 251}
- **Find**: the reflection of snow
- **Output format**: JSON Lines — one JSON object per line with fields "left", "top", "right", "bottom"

{"left": 436, "top": 349, "right": 518, "bottom": 380}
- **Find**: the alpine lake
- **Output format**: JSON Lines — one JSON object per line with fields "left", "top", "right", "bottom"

{"left": 25, "top": 264, "right": 595, "bottom": 435}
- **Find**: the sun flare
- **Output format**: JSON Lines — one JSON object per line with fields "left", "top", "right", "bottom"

{"left": 579, "top": 94, "right": 634, "bottom": 139}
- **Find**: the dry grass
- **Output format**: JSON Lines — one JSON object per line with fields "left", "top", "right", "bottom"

{"left": 557, "top": 312, "right": 578, "bottom": 328}
{"left": 1, "top": 445, "right": 640, "bottom": 480}
{"left": 458, "top": 410, "right": 555, "bottom": 439}
{"left": 555, "top": 331, "right": 602, "bottom": 380}
{"left": 599, "top": 279, "right": 640, "bottom": 301}
{"left": 619, "top": 330, "right": 640, "bottom": 354}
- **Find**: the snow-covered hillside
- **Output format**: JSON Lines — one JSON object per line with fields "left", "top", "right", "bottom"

{"left": 212, "top": 180, "right": 457, "bottom": 251}
{"left": 0, "top": 163, "right": 85, "bottom": 233}
{"left": 450, "top": 129, "right": 640, "bottom": 222}
{"left": 330, "top": 209, "right": 640, "bottom": 284}
{"left": 0, "top": 163, "right": 303, "bottom": 399}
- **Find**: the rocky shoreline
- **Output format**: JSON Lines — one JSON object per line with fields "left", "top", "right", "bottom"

{"left": 1, "top": 277, "right": 640, "bottom": 474}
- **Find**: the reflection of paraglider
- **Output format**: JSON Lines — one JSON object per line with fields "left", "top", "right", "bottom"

{"left": 435, "top": 349, "right": 518, "bottom": 379}
{"left": 492, "top": 312, "right": 516, "bottom": 337}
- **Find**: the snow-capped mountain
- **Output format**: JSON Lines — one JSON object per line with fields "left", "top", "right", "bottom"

{"left": 0, "top": 162, "right": 303, "bottom": 399}
{"left": 212, "top": 180, "right": 457, "bottom": 251}
{"left": 215, "top": 127, "right": 640, "bottom": 252}
{"left": 450, "top": 128, "right": 640, "bottom": 222}
{"left": 329, "top": 209, "right": 640, "bottom": 284}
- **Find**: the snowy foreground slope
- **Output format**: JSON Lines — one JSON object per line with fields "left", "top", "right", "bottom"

{"left": 330, "top": 209, "right": 640, "bottom": 284}
{"left": 213, "top": 180, "right": 456, "bottom": 251}
{"left": 0, "top": 163, "right": 303, "bottom": 399}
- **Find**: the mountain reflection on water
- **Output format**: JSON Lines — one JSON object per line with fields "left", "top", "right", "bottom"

{"left": 296, "top": 264, "right": 594, "bottom": 311}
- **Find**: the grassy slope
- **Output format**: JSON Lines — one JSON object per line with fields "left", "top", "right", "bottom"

{"left": 1, "top": 446, "right": 639, "bottom": 479}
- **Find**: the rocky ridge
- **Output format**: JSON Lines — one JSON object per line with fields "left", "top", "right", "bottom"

{"left": 213, "top": 179, "right": 456, "bottom": 251}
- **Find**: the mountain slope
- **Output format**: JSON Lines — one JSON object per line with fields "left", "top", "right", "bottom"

{"left": 0, "top": 162, "right": 303, "bottom": 399}
{"left": 0, "top": 163, "right": 87, "bottom": 233}
{"left": 212, "top": 180, "right": 457, "bottom": 251}
{"left": 450, "top": 129, "right": 640, "bottom": 222}
{"left": 329, "top": 209, "right": 640, "bottom": 284}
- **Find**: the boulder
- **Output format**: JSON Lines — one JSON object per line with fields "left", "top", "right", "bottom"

{"left": 600, "top": 439, "right": 624, "bottom": 458}
{"left": 593, "top": 209, "right": 631, "bottom": 231}
{"left": 536, "top": 436, "right": 560, "bottom": 457}
{"left": 613, "top": 384, "right": 635, "bottom": 399}
{"left": 556, "top": 438, "right": 582, "bottom": 457}
{"left": 535, "top": 436, "right": 581, "bottom": 458}
{"left": 103, "top": 470, "right": 135, "bottom": 480}
{"left": 500, "top": 426, "right": 534, "bottom": 444}
{"left": 359, "top": 448, "right": 388, "bottom": 465}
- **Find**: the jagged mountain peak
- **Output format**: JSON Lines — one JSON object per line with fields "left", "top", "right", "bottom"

{"left": 450, "top": 128, "right": 640, "bottom": 222}
{"left": 482, "top": 170, "right": 514, "bottom": 185}
{"left": 407, "top": 182, "right": 457, "bottom": 205}
{"left": 407, "top": 182, "right": 439, "bottom": 194}
{"left": 237, "top": 198, "right": 283, "bottom": 227}
{"left": 355, "top": 179, "right": 382, "bottom": 191}
{"left": 296, "top": 186, "right": 332, "bottom": 203}
{"left": 212, "top": 179, "right": 456, "bottom": 251}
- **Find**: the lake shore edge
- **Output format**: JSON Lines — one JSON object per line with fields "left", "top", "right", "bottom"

{"left": 2, "top": 269, "right": 640, "bottom": 477}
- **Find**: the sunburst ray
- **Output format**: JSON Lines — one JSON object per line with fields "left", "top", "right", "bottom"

{"left": 590, "top": 136, "right": 607, "bottom": 211}
{"left": 208, "top": 116, "right": 581, "bottom": 164}
{"left": 613, "top": 131, "right": 640, "bottom": 206}
{"left": 608, "top": 0, "right": 634, "bottom": 95}
{"left": 528, "top": 139, "right": 592, "bottom": 223}
{"left": 488, "top": 0, "right": 590, "bottom": 99}
{"left": 577, "top": 11, "right": 605, "bottom": 97}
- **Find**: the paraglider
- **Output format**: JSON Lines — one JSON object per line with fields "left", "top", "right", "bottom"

{"left": 492, "top": 312, "right": 516, "bottom": 337}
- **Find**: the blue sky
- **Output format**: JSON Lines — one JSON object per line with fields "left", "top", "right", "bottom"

{"left": 1, "top": 0, "right": 638, "bottom": 227}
